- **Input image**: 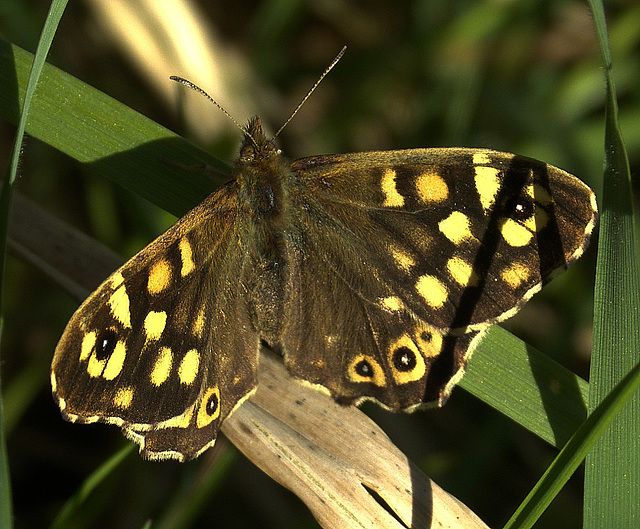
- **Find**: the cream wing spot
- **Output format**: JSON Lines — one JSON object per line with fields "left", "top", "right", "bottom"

{"left": 500, "top": 218, "right": 533, "bottom": 247}
{"left": 179, "top": 349, "right": 200, "bottom": 385}
{"left": 144, "top": 311, "right": 167, "bottom": 341}
{"left": 150, "top": 347, "right": 173, "bottom": 386}
{"left": 108, "top": 281, "right": 131, "bottom": 329}
{"left": 87, "top": 354, "right": 106, "bottom": 378}
{"left": 103, "top": 341, "right": 126, "bottom": 380}
{"left": 113, "top": 386, "right": 135, "bottom": 409}
{"left": 148, "top": 259, "right": 172, "bottom": 295}
{"left": 179, "top": 238, "right": 195, "bottom": 277}
{"left": 391, "top": 246, "right": 417, "bottom": 272}
{"left": 472, "top": 151, "right": 492, "bottom": 165}
{"left": 501, "top": 262, "right": 531, "bottom": 288}
{"left": 192, "top": 307, "right": 206, "bottom": 338}
{"left": 381, "top": 168, "right": 404, "bottom": 207}
{"left": 447, "top": 256, "right": 479, "bottom": 287}
{"left": 380, "top": 296, "right": 405, "bottom": 312}
{"left": 439, "top": 211, "right": 473, "bottom": 244}
{"left": 415, "top": 171, "right": 449, "bottom": 204}
{"left": 80, "top": 332, "right": 97, "bottom": 362}
{"left": 416, "top": 274, "right": 448, "bottom": 309}
{"left": 475, "top": 166, "right": 501, "bottom": 210}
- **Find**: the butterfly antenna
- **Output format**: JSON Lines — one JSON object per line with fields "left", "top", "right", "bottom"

{"left": 170, "top": 75, "right": 251, "bottom": 138}
{"left": 272, "top": 46, "right": 346, "bottom": 140}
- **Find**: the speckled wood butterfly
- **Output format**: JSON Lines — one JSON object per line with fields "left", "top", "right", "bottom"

{"left": 51, "top": 57, "right": 597, "bottom": 462}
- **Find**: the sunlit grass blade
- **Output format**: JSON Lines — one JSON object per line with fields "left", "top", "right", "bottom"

{"left": 584, "top": 0, "right": 640, "bottom": 526}
{"left": 0, "top": 2, "right": 69, "bottom": 528}
{"left": 503, "top": 359, "right": 640, "bottom": 529}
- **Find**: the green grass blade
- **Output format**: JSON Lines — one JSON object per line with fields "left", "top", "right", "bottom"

{"left": 503, "top": 359, "right": 640, "bottom": 529}
{"left": 0, "top": 2, "right": 69, "bottom": 528}
{"left": 461, "top": 327, "right": 589, "bottom": 448}
{"left": 49, "top": 444, "right": 134, "bottom": 529}
{"left": 584, "top": 1, "right": 640, "bottom": 526}
{"left": 0, "top": 39, "right": 229, "bottom": 218}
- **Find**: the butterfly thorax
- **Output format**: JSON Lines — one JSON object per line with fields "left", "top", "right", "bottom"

{"left": 234, "top": 117, "right": 292, "bottom": 342}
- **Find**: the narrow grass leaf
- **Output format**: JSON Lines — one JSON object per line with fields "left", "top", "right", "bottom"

{"left": 585, "top": 1, "right": 640, "bottom": 526}
{"left": 0, "top": 2, "right": 69, "bottom": 528}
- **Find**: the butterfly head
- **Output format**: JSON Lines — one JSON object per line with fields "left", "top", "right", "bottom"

{"left": 239, "top": 117, "right": 280, "bottom": 165}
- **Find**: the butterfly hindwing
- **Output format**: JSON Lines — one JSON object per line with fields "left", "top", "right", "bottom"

{"left": 51, "top": 182, "right": 261, "bottom": 460}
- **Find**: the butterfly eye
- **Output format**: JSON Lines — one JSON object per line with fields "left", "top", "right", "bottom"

{"left": 95, "top": 330, "right": 118, "bottom": 361}
{"left": 392, "top": 347, "right": 417, "bottom": 372}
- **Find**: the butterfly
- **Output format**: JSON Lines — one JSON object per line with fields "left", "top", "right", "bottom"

{"left": 51, "top": 62, "right": 597, "bottom": 462}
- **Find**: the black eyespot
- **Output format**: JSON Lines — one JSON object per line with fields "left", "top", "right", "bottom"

{"left": 393, "top": 347, "right": 417, "bottom": 372}
{"left": 206, "top": 391, "right": 219, "bottom": 417}
{"left": 420, "top": 331, "right": 432, "bottom": 343}
{"left": 95, "top": 329, "right": 118, "bottom": 360}
{"left": 355, "top": 359, "right": 374, "bottom": 378}
{"left": 510, "top": 196, "right": 534, "bottom": 221}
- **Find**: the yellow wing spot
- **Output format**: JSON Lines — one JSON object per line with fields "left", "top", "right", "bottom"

{"left": 111, "top": 272, "right": 125, "bottom": 288}
{"left": 532, "top": 183, "right": 552, "bottom": 205}
{"left": 501, "top": 262, "right": 531, "bottom": 289}
{"left": 179, "top": 238, "right": 195, "bottom": 277}
{"left": 87, "top": 353, "right": 106, "bottom": 378}
{"left": 500, "top": 218, "right": 533, "bottom": 247}
{"left": 148, "top": 259, "right": 172, "bottom": 295}
{"left": 447, "top": 256, "right": 479, "bottom": 287}
{"left": 381, "top": 168, "right": 404, "bottom": 207}
{"left": 144, "top": 311, "right": 167, "bottom": 341}
{"left": 439, "top": 211, "right": 473, "bottom": 244}
{"left": 347, "top": 355, "right": 386, "bottom": 387}
{"left": 108, "top": 281, "right": 131, "bottom": 329}
{"left": 474, "top": 166, "right": 501, "bottom": 210}
{"left": 380, "top": 296, "right": 404, "bottom": 312}
{"left": 150, "top": 347, "right": 173, "bottom": 386}
{"left": 416, "top": 274, "right": 448, "bottom": 309}
{"left": 192, "top": 307, "right": 206, "bottom": 338}
{"left": 415, "top": 171, "right": 449, "bottom": 204}
{"left": 159, "top": 404, "right": 195, "bottom": 429}
{"left": 391, "top": 246, "right": 416, "bottom": 272}
{"left": 80, "top": 332, "right": 97, "bottom": 362}
{"left": 197, "top": 387, "right": 221, "bottom": 427}
{"left": 113, "top": 386, "right": 135, "bottom": 409}
{"left": 388, "top": 334, "right": 426, "bottom": 385}
{"left": 534, "top": 207, "right": 549, "bottom": 231}
{"left": 178, "top": 349, "right": 200, "bottom": 385}
{"left": 103, "top": 340, "right": 127, "bottom": 380}
{"left": 472, "top": 151, "right": 493, "bottom": 165}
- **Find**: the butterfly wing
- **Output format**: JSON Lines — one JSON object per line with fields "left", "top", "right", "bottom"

{"left": 281, "top": 148, "right": 597, "bottom": 408}
{"left": 51, "top": 182, "right": 259, "bottom": 461}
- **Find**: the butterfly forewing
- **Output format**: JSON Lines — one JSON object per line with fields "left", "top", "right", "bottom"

{"left": 291, "top": 148, "right": 597, "bottom": 330}
{"left": 52, "top": 182, "right": 261, "bottom": 460}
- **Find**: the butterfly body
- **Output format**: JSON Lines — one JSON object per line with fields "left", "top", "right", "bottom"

{"left": 52, "top": 116, "right": 597, "bottom": 461}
